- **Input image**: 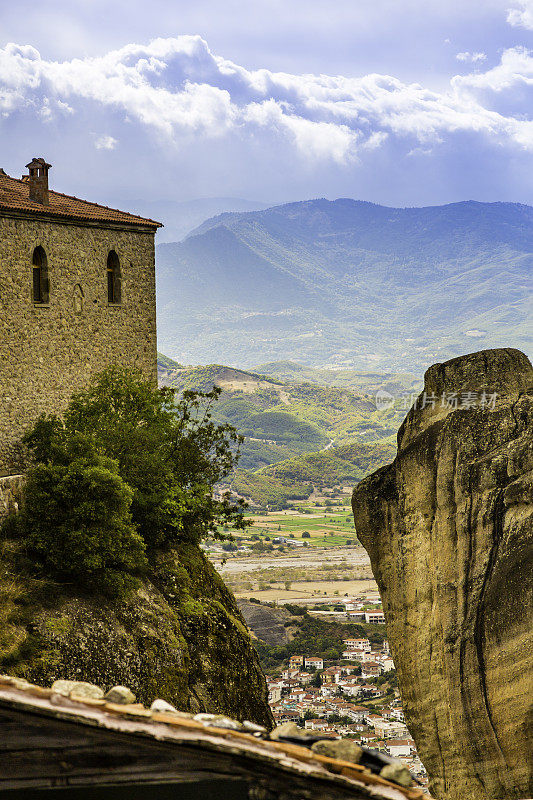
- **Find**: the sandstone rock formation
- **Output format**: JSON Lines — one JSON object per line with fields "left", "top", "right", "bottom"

{"left": 352, "top": 348, "right": 533, "bottom": 800}
{"left": 0, "top": 541, "right": 273, "bottom": 729}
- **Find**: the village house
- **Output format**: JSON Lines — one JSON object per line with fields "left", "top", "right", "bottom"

{"left": 322, "top": 667, "right": 342, "bottom": 684}
{"left": 304, "top": 657, "right": 324, "bottom": 670}
{"left": 287, "top": 689, "right": 307, "bottom": 702}
{"left": 268, "top": 686, "right": 282, "bottom": 703}
{"left": 358, "top": 684, "right": 382, "bottom": 697}
{"left": 281, "top": 668, "right": 301, "bottom": 680}
{"left": 361, "top": 662, "right": 382, "bottom": 678}
{"left": 337, "top": 680, "right": 361, "bottom": 698}
{"left": 272, "top": 710, "right": 300, "bottom": 725}
{"left": 304, "top": 719, "right": 330, "bottom": 731}
{"left": 359, "top": 651, "right": 377, "bottom": 663}
{"left": 390, "top": 708, "right": 405, "bottom": 722}
{"left": 374, "top": 719, "right": 410, "bottom": 739}
{"left": 320, "top": 684, "right": 339, "bottom": 697}
{"left": 0, "top": 158, "right": 161, "bottom": 476}
{"left": 343, "top": 638, "right": 371, "bottom": 652}
{"left": 364, "top": 611, "right": 386, "bottom": 624}
{"left": 387, "top": 740, "right": 415, "bottom": 758}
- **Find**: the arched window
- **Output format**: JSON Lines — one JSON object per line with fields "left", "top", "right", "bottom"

{"left": 32, "top": 246, "right": 49, "bottom": 304}
{"left": 107, "top": 250, "right": 121, "bottom": 304}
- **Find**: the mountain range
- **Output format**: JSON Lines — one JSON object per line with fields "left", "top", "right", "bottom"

{"left": 156, "top": 198, "right": 532, "bottom": 374}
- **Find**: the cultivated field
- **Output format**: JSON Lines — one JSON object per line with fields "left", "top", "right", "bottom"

{"left": 234, "top": 501, "right": 359, "bottom": 546}
{"left": 232, "top": 579, "right": 378, "bottom": 603}
{"left": 209, "top": 503, "right": 378, "bottom": 601}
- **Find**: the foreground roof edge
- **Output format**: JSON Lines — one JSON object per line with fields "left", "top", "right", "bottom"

{"left": 0, "top": 676, "right": 429, "bottom": 800}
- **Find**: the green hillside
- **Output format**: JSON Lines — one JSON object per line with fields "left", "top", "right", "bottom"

{"left": 158, "top": 357, "right": 404, "bottom": 507}
{"left": 260, "top": 440, "right": 397, "bottom": 485}
{"left": 230, "top": 469, "right": 314, "bottom": 508}
{"left": 230, "top": 440, "right": 396, "bottom": 508}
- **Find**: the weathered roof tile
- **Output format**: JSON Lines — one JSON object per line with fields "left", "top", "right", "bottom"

{"left": 0, "top": 171, "right": 162, "bottom": 229}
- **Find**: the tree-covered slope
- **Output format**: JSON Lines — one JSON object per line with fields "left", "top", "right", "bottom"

{"left": 158, "top": 358, "right": 404, "bottom": 506}
{"left": 156, "top": 199, "right": 532, "bottom": 372}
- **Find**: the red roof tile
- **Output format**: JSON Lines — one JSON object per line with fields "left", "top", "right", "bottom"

{"left": 0, "top": 171, "right": 162, "bottom": 229}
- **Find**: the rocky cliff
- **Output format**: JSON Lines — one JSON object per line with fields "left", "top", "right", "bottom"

{"left": 237, "top": 599, "right": 294, "bottom": 646}
{"left": 0, "top": 540, "right": 273, "bottom": 729}
{"left": 352, "top": 348, "right": 533, "bottom": 800}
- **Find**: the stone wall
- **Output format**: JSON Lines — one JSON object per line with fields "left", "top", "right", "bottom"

{"left": 0, "top": 215, "right": 157, "bottom": 474}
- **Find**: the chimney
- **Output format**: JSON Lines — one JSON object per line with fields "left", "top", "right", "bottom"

{"left": 26, "top": 157, "right": 52, "bottom": 204}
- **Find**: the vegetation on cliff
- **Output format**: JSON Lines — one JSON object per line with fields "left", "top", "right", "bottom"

{"left": 0, "top": 539, "right": 272, "bottom": 725}
{"left": 6, "top": 367, "right": 249, "bottom": 594}
{"left": 0, "top": 368, "right": 272, "bottom": 726}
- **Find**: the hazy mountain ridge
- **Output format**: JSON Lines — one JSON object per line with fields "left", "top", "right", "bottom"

{"left": 156, "top": 199, "right": 532, "bottom": 372}
{"left": 129, "top": 197, "right": 270, "bottom": 243}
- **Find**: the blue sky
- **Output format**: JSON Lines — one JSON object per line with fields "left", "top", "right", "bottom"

{"left": 1, "top": 0, "right": 533, "bottom": 211}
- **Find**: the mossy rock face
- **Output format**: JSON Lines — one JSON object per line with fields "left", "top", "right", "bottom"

{"left": 0, "top": 542, "right": 273, "bottom": 728}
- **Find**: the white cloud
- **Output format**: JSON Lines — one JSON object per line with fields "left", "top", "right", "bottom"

{"left": 95, "top": 134, "right": 118, "bottom": 150}
{"left": 0, "top": 35, "right": 532, "bottom": 163}
{"left": 456, "top": 51, "right": 487, "bottom": 63}
{"left": 452, "top": 46, "right": 533, "bottom": 92}
{"left": 507, "top": 1, "right": 533, "bottom": 29}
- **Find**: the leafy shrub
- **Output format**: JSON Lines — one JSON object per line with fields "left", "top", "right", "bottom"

{"left": 4, "top": 367, "right": 250, "bottom": 595}
{"left": 7, "top": 437, "right": 146, "bottom": 596}
{"left": 283, "top": 604, "right": 307, "bottom": 616}
{"left": 22, "top": 367, "right": 248, "bottom": 549}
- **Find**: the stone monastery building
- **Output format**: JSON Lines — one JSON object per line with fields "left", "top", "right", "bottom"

{"left": 0, "top": 157, "right": 162, "bottom": 475}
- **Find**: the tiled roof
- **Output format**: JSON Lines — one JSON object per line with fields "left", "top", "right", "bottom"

{"left": 0, "top": 675, "right": 430, "bottom": 800}
{"left": 0, "top": 171, "right": 162, "bottom": 229}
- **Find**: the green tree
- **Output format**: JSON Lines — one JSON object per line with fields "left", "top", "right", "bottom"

{"left": 8, "top": 434, "right": 146, "bottom": 596}
{"left": 23, "top": 367, "right": 248, "bottom": 549}
{"left": 310, "top": 670, "right": 322, "bottom": 687}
